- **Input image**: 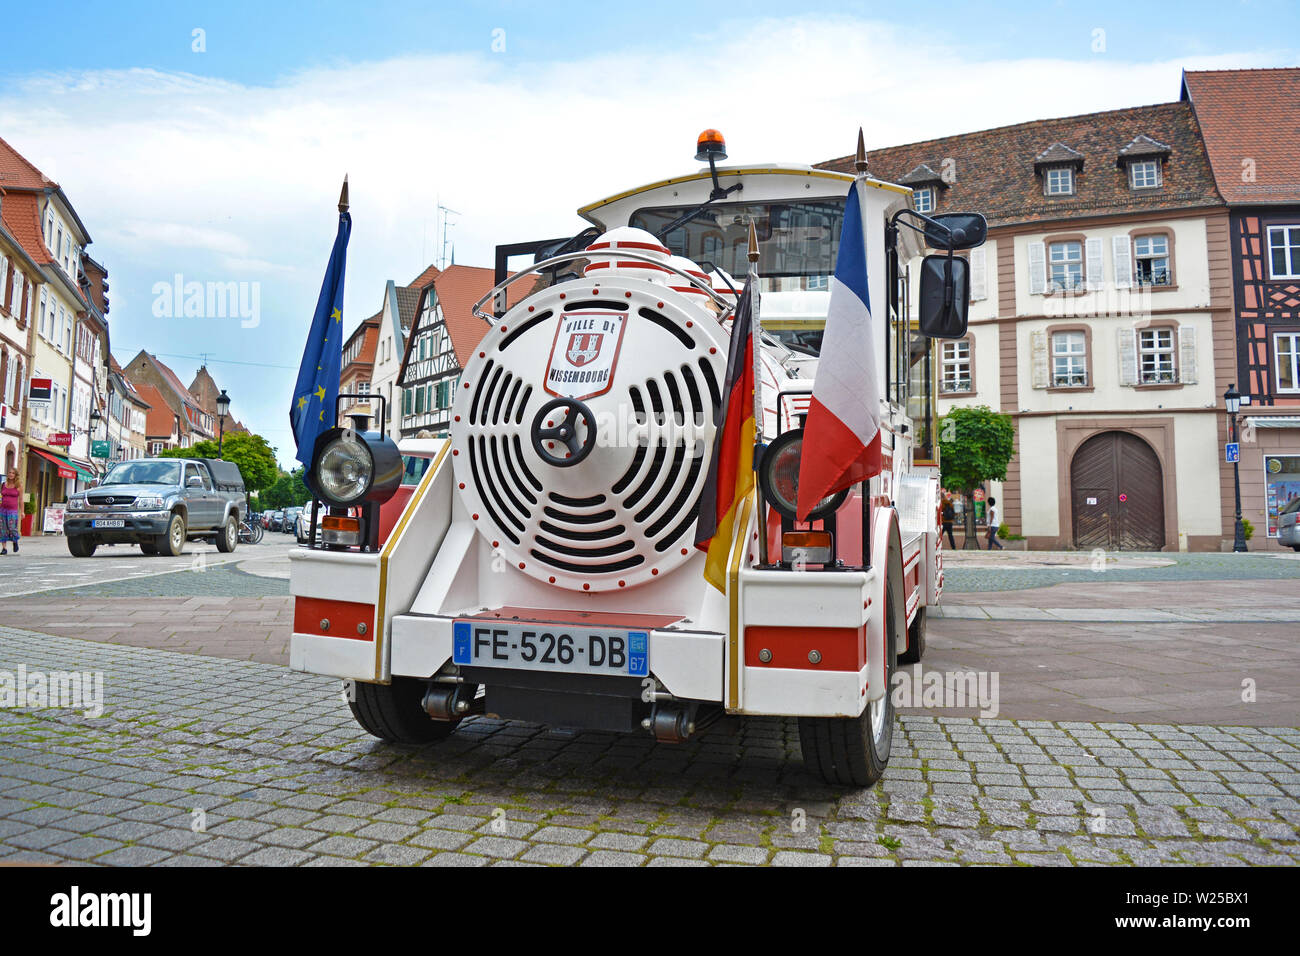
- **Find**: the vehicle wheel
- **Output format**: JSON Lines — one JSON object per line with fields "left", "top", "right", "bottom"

{"left": 798, "top": 579, "right": 898, "bottom": 787}
{"left": 157, "top": 513, "right": 186, "bottom": 557}
{"left": 140, "top": 541, "right": 159, "bottom": 556}
{"left": 349, "top": 677, "right": 460, "bottom": 744}
{"left": 899, "top": 606, "right": 926, "bottom": 664}
{"left": 66, "top": 535, "right": 97, "bottom": 558}
{"left": 215, "top": 516, "right": 237, "bottom": 553}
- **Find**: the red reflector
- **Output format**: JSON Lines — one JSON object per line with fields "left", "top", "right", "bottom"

{"left": 294, "top": 597, "right": 375, "bottom": 641}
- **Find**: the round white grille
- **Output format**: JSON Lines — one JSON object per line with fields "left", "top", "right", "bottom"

{"left": 451, "top": 276, "right": 728, "bottom": 592}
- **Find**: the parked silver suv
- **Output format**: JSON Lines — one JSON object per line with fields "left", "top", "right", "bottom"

{"left": 64, "top": 457, "right": 248, "bottom": 558}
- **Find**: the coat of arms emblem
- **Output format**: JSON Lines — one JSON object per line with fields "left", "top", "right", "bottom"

{"left": 566, "top": 333, "right": 604, "bottom": 367}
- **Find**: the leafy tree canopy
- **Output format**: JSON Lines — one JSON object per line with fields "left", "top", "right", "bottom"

{"left": 938, "top": 405, "right": 1016, "bottom": 495}
{"left": 260, "top": 469, "right": 312, "bottom": 510}
{"left": 159, "top": 433, "right": 278, "bottom": 493}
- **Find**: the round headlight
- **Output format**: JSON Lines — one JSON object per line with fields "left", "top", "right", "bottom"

{"left": 759, "top": 429, "right": 848, "bottom": 521}
{"left": 315, "top": 432, "right": 373, "bottom": 505}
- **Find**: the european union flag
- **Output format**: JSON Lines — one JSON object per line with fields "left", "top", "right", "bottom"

{"left": 290, "top": 199, "right": 352, "bottom": 468}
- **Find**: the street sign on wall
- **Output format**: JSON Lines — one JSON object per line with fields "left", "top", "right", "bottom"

{"left": 48, "top": 432, "right": 73, "bottom": 447}
{"left": 28, "top": 378, "right": 52, "bottom": 406}
{"left": 1225, "top": 442, "right": 1240, "bottom": 463}
{"left": 92, "top": 439, "right": 111, "bottom": 459}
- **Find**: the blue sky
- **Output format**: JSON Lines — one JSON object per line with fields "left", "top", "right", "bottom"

{"left": 0, "top": 1, "right": 1294, "bottom": 466}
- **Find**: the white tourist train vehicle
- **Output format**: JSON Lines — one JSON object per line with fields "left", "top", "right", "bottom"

{"left": 289, "top": 131, "right": 984, "bottom": 785}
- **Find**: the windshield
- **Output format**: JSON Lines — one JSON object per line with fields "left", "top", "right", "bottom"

{"left": 630, "top": 198, "right": 844, "bottom": 291}
{"left": 103, "top": 460, "right": 182, "bottom": 486}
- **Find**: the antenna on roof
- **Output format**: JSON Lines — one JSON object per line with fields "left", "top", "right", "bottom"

{"left": 437, "top": 201, "right": 459, "bottom": 270}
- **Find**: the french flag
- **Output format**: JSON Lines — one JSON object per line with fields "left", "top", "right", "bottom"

{"left": 795, "top": 181, "right": 882, "bottom": 520}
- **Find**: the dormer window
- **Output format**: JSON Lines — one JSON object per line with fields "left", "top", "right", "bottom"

{"left": 1045, "top": 167, "right": 1074, "bottom": 196}
{"left": 1117, "top": 135, "right": 1170, "bottom": 191}
{"left": 898, "top": 163, "right": 947, "bottom": 216}
{"left": 1129, "top": 159, "right": 1161, "bottom": 189}
{"left": 913, "top": 186, "right": 935, "bottom": 214}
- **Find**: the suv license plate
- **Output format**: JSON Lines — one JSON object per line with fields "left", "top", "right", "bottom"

{"left": 453, "top": 621, "right": 648, "bottom": 677}
{"left": 92, "top": 519, "right": 125, "bottom": 528}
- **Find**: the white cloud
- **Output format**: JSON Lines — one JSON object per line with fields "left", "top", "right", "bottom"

{"left": 0, "top": 16, "right": 1289, "bottom": 462}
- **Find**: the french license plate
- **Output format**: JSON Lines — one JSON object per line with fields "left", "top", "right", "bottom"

{"left": 92, "top": 519, "right": 125, "bottom": 528}
{"left": 453, "top": 620, "right": 648, "bottom": 677}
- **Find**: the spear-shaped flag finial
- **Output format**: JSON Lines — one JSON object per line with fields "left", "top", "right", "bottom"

{"left": 747, "top": 220, "right": 760, "bottom": 264}
{"left": 338, "top": 175, "right": 350, "bottom": 213}
{"left": 854, "top": 128, "right": 869, "bottom": 176}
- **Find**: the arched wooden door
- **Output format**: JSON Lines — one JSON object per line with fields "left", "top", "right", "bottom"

{"left": 1070, "top": 431, "right": 1165, "bottom": 551}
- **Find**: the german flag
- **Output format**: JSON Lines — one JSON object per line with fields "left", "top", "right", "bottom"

{"left": 695, "top": 276, "right": 756, "bottom": 592}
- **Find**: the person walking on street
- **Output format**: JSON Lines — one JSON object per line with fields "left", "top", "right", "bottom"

{"left": 1, "top": 469, "right": 21, "bottom": 555}
{"left": 941, "top": 496, "right": 956, "bottom": 550}
{"left": 985, "top": 496, "right": 1003, "bottom": 550}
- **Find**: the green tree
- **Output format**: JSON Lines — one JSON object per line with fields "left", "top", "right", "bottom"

{"left": 160, "top": 433, "right": 278, "bottom": 493}
{"left": 262, "top": 469, "right": 312, "bottom": 510}
{"left": 937, "top": 405, "right": 1016, "bottom": 549}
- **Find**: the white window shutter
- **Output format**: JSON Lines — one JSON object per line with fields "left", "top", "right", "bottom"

{"left": 1031, "top": 330, "right": 1049, "bottom": 389}
{"left": 969, "top": 247, "right": 987, "bottom": 301}
{"left": 1085, "top": 238, "right": 1104, "bottom": 290}
{"left": 1027, "top": 241, "right": 1046, "bottom": 295}
{"left": 1178, "top": 325, "right": 1197, "bottom": 385}
{"left": 1118, "top": 327, "right": 1138, "bottom": 386}
{"left": 1112, "top": 235, "right": 1132, "bottom": 289}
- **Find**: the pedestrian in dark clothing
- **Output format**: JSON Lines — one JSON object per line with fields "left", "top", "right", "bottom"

{"left": 941, "top": 496, "right": 956, "bottom": 550}
{"left": 985, "top": 496, "right": 1004, "bottom": 550}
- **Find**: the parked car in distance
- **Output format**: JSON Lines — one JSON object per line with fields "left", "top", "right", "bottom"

{"left": 282, "top": 506, "right": 303, "bottom": 533}
{"left": 268, "top": 510, "right": 285, "bottom": 532}
{"left": 294, "top": 507, "right": 314, "bottom": 543}
{"left": 64, "top": 457, "right": 248, "bottom": 557}
{"left": 1278, "top": 497, "right": 1300, "bottom": 551}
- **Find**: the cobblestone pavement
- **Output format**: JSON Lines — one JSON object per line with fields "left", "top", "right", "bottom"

{"left": 0, "top": 628, "right": 1296, "bottom": 867}
{"left": 942, "top": 551, "right": 1300, "bottom": 592}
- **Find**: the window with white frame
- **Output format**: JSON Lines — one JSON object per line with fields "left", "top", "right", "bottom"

{"left": 1048, "top": 241, "right": 1084, "bottom": 291}
{"left": 1268, "top": 225, "right": 1300, "bottom": 280}
{"left": 1134, "top": 234, "right": 1171, "bottom": 286}
{"left": 1138, "top": 327, "right": 1177, "bottom": 384}
{"left": 913, "top": 187, "right": 935, "bottom": 214}
{"left": 940, "top": 339, "right": 972, "bottom": 392}
{"left": 1129, "top": 160, "right": 1161, "bottom": 189}
{"left": 1276, "top": 332, "right": 1300, "bottom": 393}
{"left": 1051, "top": 331, "right": 1088, "bottom": 387}
{"left": 1045, "top": 167, "right": 1074, "bottom": 196}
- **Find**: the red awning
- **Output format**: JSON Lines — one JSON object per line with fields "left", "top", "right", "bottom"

{"left": 31, "top": 447, "right": 82, "bottom": 480}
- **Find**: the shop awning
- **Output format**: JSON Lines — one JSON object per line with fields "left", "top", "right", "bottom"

{"left": 1246, "top": 416, "right": 1300, "bottom": 429}
{"left": 31, "top": 447, "right": 95, "bottom": 481}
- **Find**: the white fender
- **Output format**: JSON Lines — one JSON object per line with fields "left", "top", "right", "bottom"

{"left": 865, "top": 506, "right": 904, "bottom": 703}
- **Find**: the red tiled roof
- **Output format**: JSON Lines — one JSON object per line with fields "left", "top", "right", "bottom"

{"left": 0, "top": 191, "right": 54, "bottom": 266}
{"left": 0, "top": 135, "right": 55, "bottom": 192}
{"left": 821, "top": 100, "right": 1222, "bottom": 227}
{"left": 431, "top": 265, "right": 537, "bottom": 367}
{"left": 1181, "top": 68, "right": 1300, "bottom": 205}
{"left": 409, "top": 264, "right": 440, "bottom": 289}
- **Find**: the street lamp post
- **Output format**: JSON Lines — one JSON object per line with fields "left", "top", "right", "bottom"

{"left": 216, "top": 389, "right": 231, "bottom": 458}
{"left": 1224, "top": 384, "right": 1248, "bottom": 553}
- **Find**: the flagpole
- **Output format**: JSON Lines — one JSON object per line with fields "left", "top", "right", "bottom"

{"left": 854, "top": 128, "right": 873, "bottom": 569}
{"left": 748, "top": 220, "right": 763, "bottom": 450}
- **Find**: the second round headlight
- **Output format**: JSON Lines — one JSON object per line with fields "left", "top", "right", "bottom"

{"left": 759, "top": 429, "right": 849, "bottom": 521}
{"left": 315, "top": 431, "right": 373, "bottom": 505}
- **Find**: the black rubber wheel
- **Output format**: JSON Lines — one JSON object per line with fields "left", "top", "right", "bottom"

{"left": 140, "top": 541, "right": 158, "bottom": 555}
{"left": 215, "top": 516, "right": 237, "bottom": 553}
{"left": 349, "top": 677, "right": 460, "bottom": 744}
{"left": 798, "top": 579, "right": 898, "bottom": 787}
{"left": 67, "top": 535, "right": 97, "bottom": 558}
{"left": 157, "top": 512, "right": 186, "bottom": 557}
{"left": 899, "top": 606, "right": 926, "bottom": 664}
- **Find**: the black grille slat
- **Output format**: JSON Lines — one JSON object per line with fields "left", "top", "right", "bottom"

{"left": 502, "top": 378, "right": 524, "bottom": 425}
{"left": 469, "top": 436, "right": 520, "bottom": 544}
{"left": 699, "top": 357, "right": 721, "bottom": 412}
{"left": 680, "top": 364, "right": 703, "bottom": 422}
{"left": 477, "top": 436, "right": 525, "bottom": 533}
{"left": 479, "top": 365, "right": 505, "bottom": 425}
{"left": 469, "top": 358, "right": 495, "bottom": 424}
{"left": 539, "top": 520, "right": 626, "bottom": 542}
{"left": 663, "top": 371, "right": 685, "bottom": 425}
{"left": 515, "top": 386, "right": 533, "bottom": 426}
{"left": 498, "top": 310, "right": 552, "bottom": 351}
{"left": 513, "top": 434, "right": 543, "bottom": 491}
{"left": 549, "top": 492, "right": 607, "bottom": 508}
{"left": 534, "top": 535, "right": 635, "bottom": 559}
{"left": 500, "top": 439, "right": 539, "bottom": 506}
{"left": 638, "top": 306, "right": 695, "bottom": 349}
{"left": 490, "top": 372, "right": 512, "bottom": 425}
{"left": 624, "top": 445, "right": 668, "bottom": 511}
{"left": 635, "top": 443, "right": 685, "bottom": 525}
{"left": 489, "top": 436, "right": 531, "bottom": 517}
{"left": 529, "top": 550, "right": 645, "bottom": 574}
{"left": 648, "top": 453, "right": 703, "bottom": 542}
{"left": 542, "top": 506, "right": 617, "bottom": 525}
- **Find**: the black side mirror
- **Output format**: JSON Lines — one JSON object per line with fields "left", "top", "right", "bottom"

{"left": 924, "top": 213, "right": 987, "bottom": 251}
{"left": 918, "top": 254, "right": 970, "bottom": 338}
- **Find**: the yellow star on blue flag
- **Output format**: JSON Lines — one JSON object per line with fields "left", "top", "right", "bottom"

{"left": 290, "top": 201, "right": 352, "bottom": 468}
